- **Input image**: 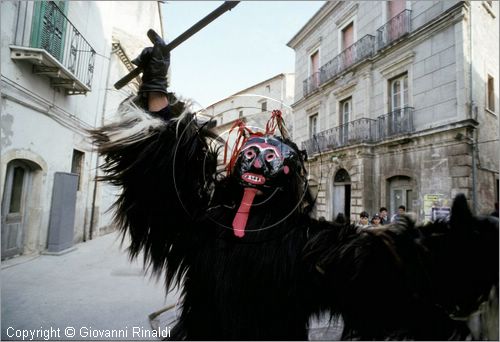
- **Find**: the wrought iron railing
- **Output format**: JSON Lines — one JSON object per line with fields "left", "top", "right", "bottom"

{"left": 302, "top": 118, "right": 378, "bottom": 155}
{"left": 302, "top": 107, "right": 414, "bottom": 155}
{"left": 376, "top": 10, "right": 412, "bottom": 50}
{"left": 303, "top": 72, "right": 320, "bottom": 97}
{"left": 15, "top": 1, "right": 96, "bottom": 88}
{"left": 377, "top": 106, "right": 414, "bottom": 139}
{"left": 319, "top": 35, "right": 375, "bottom": 86}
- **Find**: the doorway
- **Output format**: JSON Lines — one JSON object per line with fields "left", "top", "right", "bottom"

{"left": 1, "top": 161, "right": 32, "bottom": 259}
{"left": 331, "top": 169, "right": 351, "bottom": 221}
{"left": 387, "top": 175, "right": 413, "bottom": 217}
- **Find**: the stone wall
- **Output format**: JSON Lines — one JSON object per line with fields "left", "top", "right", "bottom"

{"left": 306, "top": 122, "right": 482, "bottom": 223}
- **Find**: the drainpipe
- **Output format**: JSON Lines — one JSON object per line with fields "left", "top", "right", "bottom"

{"left": 89, "top": 43, "right": 113, "bottom": 240}
{"left": 469, "top": 2, "right": 478, "bottom": 214}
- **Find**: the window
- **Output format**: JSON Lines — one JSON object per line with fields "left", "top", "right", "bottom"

{"left": 31, "top": 1, "right": 68, "bottom": 62}
{"left": 342, "top": 22, "right": 354, "bottom": 66}
{"left": 387, "top": 73, "right": 409, "bottom": 135}
{"left": 389, "top": 73, "right": 408, "bottom": 112}
{"left": 71, "top": 149, "right": 84, "bottom": 190}
{"left": 339, "top": 97, "right": 351, "bottom": 125}
{"left": 265, "top": 85, "right": 271, "bottom": 93}
{"left": 487, "top": 75, "right": 495, "bottom": 112}
{"left": 386, "top": 0, "right": 407, "bottom": 42}
{"left": 342, "top": 22, "right": 354, "bottom": 50}
{"left": 9, "top": 167, "right": 26, "bottom": 214}
{"left": 310, "top": 50, "right": 320, "bottom": 88}
{"left": 239, "top": 110, "right": 243, "bottom": 118}
{"left": 339, "top": 98, "right": 352, "bottom": 144}
{"left": 388, "top": 0, "right": 405, "bottom": 19}
{"left": 309, "top": 114, "right": 318, "bottom": 138}
{"left": 261, "top": 101, "right": 267, "bottom": 112}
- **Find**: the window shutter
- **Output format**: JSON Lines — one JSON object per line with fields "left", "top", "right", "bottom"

{"left": 31, "top": 1, "right": 67, "bottom": 62}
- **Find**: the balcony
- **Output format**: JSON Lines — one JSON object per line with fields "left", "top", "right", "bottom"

{"left": 10, "top": 1, "right": 96, "bottom": 95}
{"left": 302, "top": 118, "right": 377, "bottom": 155}
{"left": 377, "top": 107, "right": 414, "bottom": 140}
{"left": 299, "top": 9, "right": 414, "bottom": 101}
{"left": 302, "top": 107, "right": 414, "bottom": 155}
{"left": 319, "top": 34, "right": 375, "bottom": 87}
{"left": 376, "top": 10, "right": 412, "bottom": 50}
{"left": 303, "top": 72, "right": 320, "bottom": 97}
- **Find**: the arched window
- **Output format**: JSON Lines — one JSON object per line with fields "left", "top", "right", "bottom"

{"left": 334, "top": 168, "right": 351, "bottom": 183}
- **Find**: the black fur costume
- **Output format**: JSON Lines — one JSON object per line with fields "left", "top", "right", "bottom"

{"left": 91, "top": 99, "right": 499, "bottom": 340}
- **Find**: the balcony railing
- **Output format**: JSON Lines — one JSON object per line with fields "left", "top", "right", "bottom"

{"left": 378, "top": 107, "right": 414, "bottom": 139}
{"left": 302, "top": 118, "right": 378, "bottom": 155}
{"left": 319, "top": 34, "right": 375, "bottom": 86}
{"left": 10, "top": 1, "right": 96, "bottom": 94}
{"left": 376, "top": 10, "right": 412, "bottom": 50}
{"left": 303, "top": 72, "right": 320, "bottom": 97}
{"left": 302, "top": 107, "right": 414, "bottom": 155}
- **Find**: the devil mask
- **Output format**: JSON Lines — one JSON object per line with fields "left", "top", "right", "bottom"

{"left": 233, "top": 135, "right": 299, "bottom": 191}
{"left": 230, "top": 135, "right": 305, "bottom": 238}
{"left": 223, "top": 110, "right": 307, "bottom": 238}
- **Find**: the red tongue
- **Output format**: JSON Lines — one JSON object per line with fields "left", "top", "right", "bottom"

{"left": 232, "top": 187, "right": 258, "bottom": 238}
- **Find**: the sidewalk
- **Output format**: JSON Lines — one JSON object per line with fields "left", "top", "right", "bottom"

{"left": 2, "top": 231, "right": 179, "bottom": 341}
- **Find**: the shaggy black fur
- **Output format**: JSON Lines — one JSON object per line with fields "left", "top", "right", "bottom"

{"left": 91, "top": 106, "right": 498, "bottom": 340}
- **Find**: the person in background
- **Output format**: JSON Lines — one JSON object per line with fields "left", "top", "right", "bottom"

{"left": 379, "top": 207, "right": 389, "bottom": 225}
{"left": 391, "top": 205, "right": 406, "bottom": 223}
{"left": 357, "top": 211, "right": 370, "bottom": 230}
{"left": 371, "top": 214, "right": 381, "bottom": 227}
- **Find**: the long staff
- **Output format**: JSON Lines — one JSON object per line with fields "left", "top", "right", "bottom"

{"left": 114, "top": 1, "right": 240, "bottom": 90}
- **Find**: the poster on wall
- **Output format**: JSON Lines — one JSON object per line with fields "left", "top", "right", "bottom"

{"left": 431, "top": 207, "right": 451, "bottom": 221}
{"left": 423, "top": 194, "right": 443, "bottom": 223}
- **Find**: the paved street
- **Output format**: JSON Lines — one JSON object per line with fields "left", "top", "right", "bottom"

{"left": 2, "top": 231, "right": 342, "bottom": 341}
{"left": 2, "top": 232, "right": 179, "bottom": 341}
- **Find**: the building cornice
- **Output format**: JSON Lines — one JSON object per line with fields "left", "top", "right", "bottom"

{"left": 287, "top": 1, "right": 340, "bottom": 49}
{"left": 334, "top": 3, "right": 358, "bottom": 27}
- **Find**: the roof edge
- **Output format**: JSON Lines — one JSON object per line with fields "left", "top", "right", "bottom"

{"left": 204, "top": 73, "right": 294, "bottom": 109}
{"left": 287, "top": 1, "right": 339, "bottom": 49}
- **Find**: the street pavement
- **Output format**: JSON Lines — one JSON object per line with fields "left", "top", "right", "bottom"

{"left": 2, "top": 232, "right": 179, "bottom": 341}
{"left": 2, "top": 231, "right": 342, "bottom": 341}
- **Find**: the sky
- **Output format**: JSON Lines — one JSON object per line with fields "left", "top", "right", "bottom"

{"left": 162, "top": 1, "right": 325, "bottom": 109}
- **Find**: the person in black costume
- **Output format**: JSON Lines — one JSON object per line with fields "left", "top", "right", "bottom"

{"left": 91, "top": 33, "right": 499, "bottom": 340}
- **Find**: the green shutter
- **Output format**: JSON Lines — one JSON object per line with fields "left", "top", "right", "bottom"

{"left": 30, "top": 1, "right": 67, "bottom": 62}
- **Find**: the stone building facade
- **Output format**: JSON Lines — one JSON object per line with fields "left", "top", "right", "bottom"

{"left": 206, "top": 73, "right": 295, "bottom": 159}
{"left": 0, "top": 1, "right": 164, "bottom": 259}
{"left": 288, "top": 1, "right": 498, "bottom": 223}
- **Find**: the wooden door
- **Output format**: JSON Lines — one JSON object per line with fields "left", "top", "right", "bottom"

{"left": 1, "top": 162, "right": 31, "bottom": 259}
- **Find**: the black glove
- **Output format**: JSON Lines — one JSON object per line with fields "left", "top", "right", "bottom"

{"left": 132, "top": 35, "right": 170, "bottom": 95}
